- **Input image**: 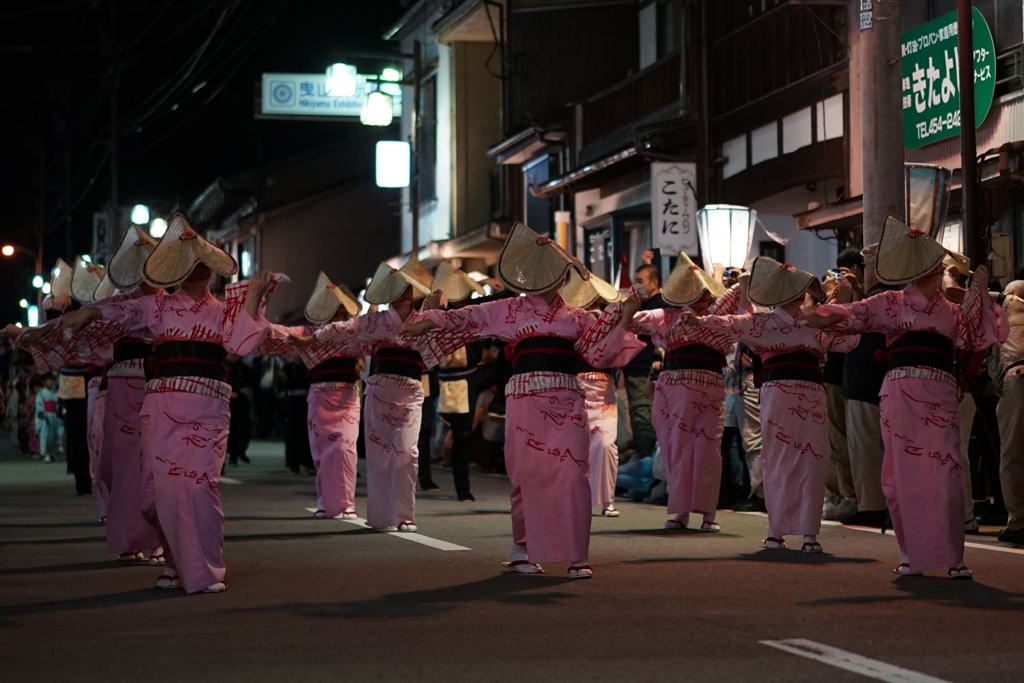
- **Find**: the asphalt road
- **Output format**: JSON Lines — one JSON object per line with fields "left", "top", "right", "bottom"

{"left": 2, "top": 439, "right": 1023, "bottom": 683}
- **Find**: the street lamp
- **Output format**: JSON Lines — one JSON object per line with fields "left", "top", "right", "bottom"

{"left": 131, "top": 204, "right": 150, "bottom": 224}
{"left": 326, "top": 63, "right": 358, "bottom": 97}
{"left": 150, "top": 217, "right": 168, "bottom": 238}
{"left": 361, "top": 89, "right": 394, "bottom": 127}
{"left": 329, "top": 43, "right": 423, "bottom": 251}
{"left": 696, "top": 204, "right": 757, "bottom": 273}
{"left": 2, "top": 242, "right": 44, "bottom": 306}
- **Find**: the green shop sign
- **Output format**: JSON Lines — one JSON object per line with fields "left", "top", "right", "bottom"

{"left": 901, "top": 8, "right": 996, "bottom": 149}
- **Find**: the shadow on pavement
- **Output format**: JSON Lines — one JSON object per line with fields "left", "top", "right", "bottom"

{"left": 624, "top": 550, "right": 877, "bottom": 566}
{"left": 0, "top": 588, "right": 182, "bottom": 625}
{"left": 0, "top": 560, "right": 156, "bottom": 576}
{"left": 802, "top": 576, "right": 1024, "bottom": 610}
{"left": 226, "top": 528, "right": 378, "bottom": 543}
{"left": 229, "top": 573, "right": 579, "bottom": 619}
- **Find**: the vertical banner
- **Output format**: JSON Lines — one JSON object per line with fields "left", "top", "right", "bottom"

{"left": 651, "top": 162, "right": 699, "bottom": 257}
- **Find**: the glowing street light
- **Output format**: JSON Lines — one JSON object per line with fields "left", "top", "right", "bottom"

{"left": 375, "top": 141, "right": 411, "bottom": 188}
{"left": 131, "top": 204, "right": 150, "bottom": 224}
{"left": 326, "top": 63, "right": 358, "bottom": 97}
{"left": 150, "top": 217, "right": 168, "bottom": 238}
{"left": 18, "top": 299, "right": 28, "bottom": 308}
{"left": 42, "top": 282, "right": 51, "bottom": 294}
{"left": 361, "top": 90, "right": 394, "bottom": 127}
{"left": 1, "top": 245, "right": 13, "bottom": 256}
{"left": 32, "top": 275, "right": 44, "bottom": 289}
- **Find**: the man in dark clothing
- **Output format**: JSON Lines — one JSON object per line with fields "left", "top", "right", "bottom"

{"left": 623, "top": 261, "right": 668, "bottom": 461}
{"left": 281, "top": 357, "right": 315, "bottom": 475}
{"left": 226, "top": 355, "right": 253, "bottom": 466}
{"left": 841, "top": 280, "right": 897, "bottom": 528}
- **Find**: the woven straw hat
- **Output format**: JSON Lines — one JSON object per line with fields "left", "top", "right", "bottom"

{"left": 108, "top": 224, "right": 158, "bottom": 289}
{"left": 1003, "top": 293, "right": 1024, "bottom": 328}
{"left": 402, "top": 253, "right": 434, "bottom": 296}
{"left": 142, "top": 214, "right": 238, "bottom": 287}
{"left": 662, "top": 252, "right": 726, "bottom": 306}
{"left": 93, "top": 273, "right": 120, "bottom": 302}
{"left": 430, "top": 261, "right": 485, "bottom": 303}
{"left": 305, "top": 272, "right": 360, "bottom": 323}
{"left": 748, "top": 256, "right": 823, "bottom": 307}
{"left": 497, "top": 222, "right": 588, "bottom": 294}
{"left": 875, "top": 215, "right": 966, "bottom": 285}
{"left": 561, "top": 268, "right": 619, "bottom": 309}
{"left": 941, "top": 250, "right": 973, "bottom": 276}
{"left": 71, "top": 259, "right": 106, "bottom": 304}
{"left": 364, "top": 261, "right": 432, "bottom": 305}
{"left": 49, "top": 258, "right": 74, "bottom": 300}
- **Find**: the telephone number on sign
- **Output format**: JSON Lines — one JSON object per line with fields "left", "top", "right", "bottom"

{"left": 914, "top": 110, "right": 960, "bottom": 138}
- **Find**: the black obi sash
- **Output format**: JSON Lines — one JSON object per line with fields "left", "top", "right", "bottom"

{"left": 148, "top": 341, "right": 228, "bottom": 382}
{"left": 759, "top": 349, "right": 823, "bottom": 385}
{"left": 113, "top": 338, "right": 152, "bottom": 365}
{"left": 310, "top": 356, "right": 358, "bottom": 384}
{"left": 664, "top": 344, "right": 727, "bottom": 372}
{"left": 885, "top": 330, "right": 954, "bottom": 375}
{"left": 509, "top": 336, "right": 580, "bottom": 376}
{"left": 370, "top": 346, "right": 425, "bottom": 380}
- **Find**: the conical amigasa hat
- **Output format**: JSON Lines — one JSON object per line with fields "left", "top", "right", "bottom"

{"left": 305, "top": 272, "right": 360, "bottom": 323}
{"left": 662, "top": 252, "right": 727, "bottom": 306}
{"left": 497, "top": 222, "right": 588, "bottom": 294}
{"left": 364, "top": 261, "right": 433, "bottom": 305}
{"left": 108, "top": 224, "right": 158, "bottom": 289}
{"left": 748, "top": 256, "right": 823, "bottom": 307}
{"left": 49, "top": 258, "right": 74, "bottom": 300}
{"left": 401, "top": 253, "right": 434, "bottom": 298}
{"left": 430, "top": 261, "right": 485, "bottom": 303}
{"left": 71, "top": 259, "right": 106, "bottom": 304}
{"left": 93, "top": 273, "right": 120, "bottom": 302}
{"left": 875, "top": 215, "right": 965, "bottom": 285}
{"left": 142, "top": 214, "right": 238, "bottom": 287}
{"left": 560, "top": 268, "right": 620, "bottom": 309}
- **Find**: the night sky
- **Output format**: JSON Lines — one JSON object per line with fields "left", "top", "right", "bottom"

{"left": 0, "top": 0, "right": 406, "bottom": 325}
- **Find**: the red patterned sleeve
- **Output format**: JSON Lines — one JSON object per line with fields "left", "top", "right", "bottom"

{"left": 959, "top": 283, "right": 1009, "bottom": 350}
{"left": 709, "top": 283, "right": 741, "bottom": 315}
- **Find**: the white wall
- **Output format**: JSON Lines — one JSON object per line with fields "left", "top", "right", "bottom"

{"left": 751, "top": 182, "right": 843, "bottom": 277}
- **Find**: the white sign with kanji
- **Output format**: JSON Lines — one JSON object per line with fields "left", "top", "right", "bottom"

{"left": 651, "top": 162, "right": 698, "bottom": 256}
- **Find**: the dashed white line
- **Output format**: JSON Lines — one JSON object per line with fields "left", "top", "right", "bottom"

{"left": 303, "top": 508, "right": 470, "bottom": 551}
{"left": 760, "top": 639, "right": 952, "bottom": 683}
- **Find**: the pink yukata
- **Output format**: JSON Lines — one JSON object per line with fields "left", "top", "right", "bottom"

{"left": 700, "top": 307, "right": 859, "bottom": 542}
{"left": 87, "top": 362, "right": 110, "bottom": 520}
{"left": 260, "top": 323, "right": 369, "bottom": 518}
{"left": 87, "top": 286, "right": 268, "bottom": 593}
{"left": 631, "top": 285, "right": 741, "bottom": 523}
{"left": 579, "top": 367, "right": 618, "bottom": 508}
{"left": 817, "top": 284, "right": 1006, "bottom": 572}
{"left": 94, "top": 290, "right": 165, "bottom": 556}
{"left": 416, "top": 293, "right": 644, "bottom": 565}
{"left": 314, "top": 309, "right": 425, "bottom": 530}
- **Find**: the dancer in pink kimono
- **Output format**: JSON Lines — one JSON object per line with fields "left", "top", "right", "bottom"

{"left": 685, "top": 257, "right": 859, "bottom": 553}
{"left": 805, "top": 217, "right": 1006, "bottom": 579}
{"left": 562, "top": 269, "right": 626, "bottom": 518}
{"left": 630, "top": 254, "right": 740, "bottom": 532}
{"left": 259, "top": 272, "right": 368, "bottom": 520}
{"left": 292, "top": 257, "right": 433, "bottom": 532}
{"left": 97, "top": 225, "right": 165, "bottom": 563}
{"left": 48, "top": 215, "right": 273, "bottom": 594}
{"left": 402, "top": 223, "right": 646, "bottom": 579}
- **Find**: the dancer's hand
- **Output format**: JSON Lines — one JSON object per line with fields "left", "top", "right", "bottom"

{"left": 423, "top": 289, "right": 444, "bottom": 311}
{"left": 56, "top": 307, "right": 100, "bottom": 333}
{"left": 288, "top": 334, "right": 316, "bottom": 347}
{"left": 400, "top": 319, "right": 438, "bottom": 337}
{"left": 801, "top": 311, "right": 842, "bottom": 328}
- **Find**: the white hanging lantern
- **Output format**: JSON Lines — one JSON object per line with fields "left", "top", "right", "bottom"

{"left": 375, "top": 141, "right": 410, "bottom": 188}
{"left": 360, "top": 91, "right": 394, "bottom": 127}
{"left": 325, "top": 63, "right": 358, "bottom": 97}
{"left": 696, "top": 204, "right": 757, "bottom": 273}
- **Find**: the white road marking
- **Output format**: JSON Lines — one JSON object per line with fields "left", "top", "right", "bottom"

{"left": 303, "top": 508, "right": 470, "bottom": 551}
{"left": 741, "top": 512, "right": 1024, "bottom": 556}
{"left": 760, "top": 639, "right": 952, "bottom": 683}
{"left": 219, "top": 477, "right": 242, "bottom": 485}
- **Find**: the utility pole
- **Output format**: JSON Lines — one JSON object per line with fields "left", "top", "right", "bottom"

{"left": 957, "top": 0, "right": 982, "bottom": 266}
{"left": 109, "top": 0, "right": 120, "bottom": 254}
{"left": 859, "top": 0, "right": 904, "bottom": 288}
{"left": 410, "top": 39, "right": 421, "bottom": 255}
